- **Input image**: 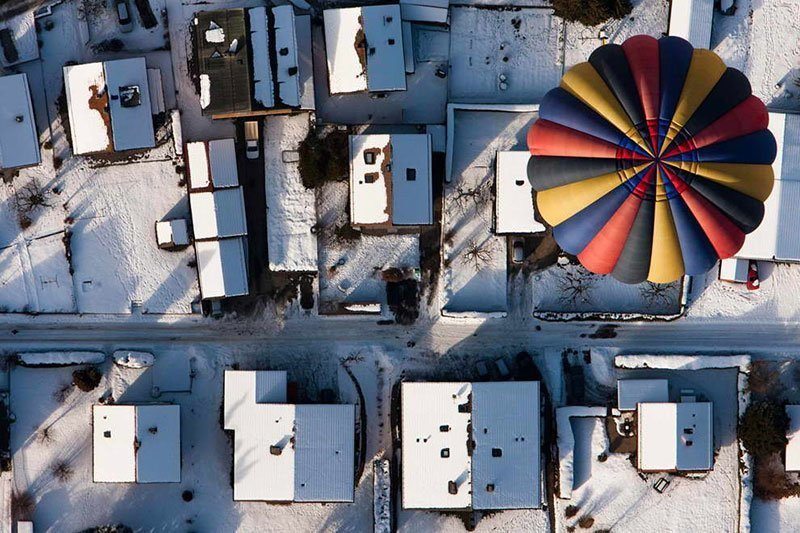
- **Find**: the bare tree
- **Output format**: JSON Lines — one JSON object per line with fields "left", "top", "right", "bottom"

{"left": 51, "top": 459, "right": 74, "bottom": 483}
{"left": 76, "top": 0, "right": 107, "bottom": 21}
{"left": 37, "top": 425, "right": 56, "bottom": 446}
{"left": 461, "top": 239, "right": 495, "bottom": 272}
{"left": 53, "top": 381, "right": 73, "bottom": 404}
{"left": 558, "top": 269, "right": 597, "bottom": 305}
{"left": 16, "top": 181, "right": 52, "bottom": 214}
{"left": 639, "top": 282, "right": 677, "bottom": 308}
{"left": 451, "top": 181, "right": 491, "bottom": 216}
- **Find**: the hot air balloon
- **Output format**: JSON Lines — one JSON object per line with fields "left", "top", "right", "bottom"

{"left": 527, "top": 35, "right": 776, "bottom": 284}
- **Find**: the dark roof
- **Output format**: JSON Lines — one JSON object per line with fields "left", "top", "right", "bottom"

{"left": 194, "top": 9, "right": 254, "bottom": 116}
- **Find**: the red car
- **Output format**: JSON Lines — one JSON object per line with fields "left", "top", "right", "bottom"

{"left": 746, "top": 260, "right": 759, "bottom": 291}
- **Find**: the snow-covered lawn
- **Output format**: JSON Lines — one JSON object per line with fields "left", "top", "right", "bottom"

{"left": 449, "top": 7, "right": 562, "bottom": 104}
{"left": 531, "top": 260, "right": 682, "bottom": 317}
{"left": 442, "top": 107, "right": 537, "bottom": 315}
{"left": 316, "top": 181, "right": 420, "bottom": 314}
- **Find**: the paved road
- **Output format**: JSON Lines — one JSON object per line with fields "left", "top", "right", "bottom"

{"left": 0, "top": 315, "right": 797, "bottom": 357}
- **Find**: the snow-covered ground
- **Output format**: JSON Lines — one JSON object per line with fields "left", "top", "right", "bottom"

{"left": 316, "top": 181, "right": 420, "bottom": 314}
{"left": 442, "top": 107, "right": 537, "bottom": 315}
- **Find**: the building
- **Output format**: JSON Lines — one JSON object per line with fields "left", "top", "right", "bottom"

{"left": 156, "top": 219, "right": 190, "bottom": 249}
{"left": 323, "top": 5, "right": 406, "bottom": 94}
{"left": 401, "top": 381, "right": 541, "bottom": 510}
{"left": 194, "top": 6, "right": 314, "bottom": 118}
{"left": 350, "top": 133, "right": 432, "bottom": 228}
{"left": 737, "top": 112, "right": 800, "bottom": 261}
{"left": 495, "top": 151, "right": 544, "bottom": 234}
{"left": 63, "top": 58, "right": 156, "bottom": 155}
{"left": 668, "top": 0, "right": 714, "bottom": 49}
{"left": 637, "top": 400, "right": 713, "bottom": 472}
{"left": 786, "top": 405, "right": 800, "bottom": 472}
{"left": 92, "top": 404, "right": 181, "bottom": 483}
{"left": 223, "top": 370, "right": 356, "bottom": 502}
{"left": 616, "top": 379, "right": 669, "bottom": 411}
{"left": 719, "top": 258, "right": 749, "bottom": 283}
{"left": 0, "top": 73, "right": 40, "bottom": 171}
{"left": 187, "top": 139, "right": 249, "bottom": 299}
{"left": 398, "top": 0, "right": 448, "bottom": 24}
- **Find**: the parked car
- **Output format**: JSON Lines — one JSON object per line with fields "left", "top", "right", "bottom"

{"left": 244, "top": 120, "right": 260, "bottom": 160}
{"left": 116, "top": 0, "right": 134, "bottom": 33}
{"left": 511, "top": 238, "right": 525, "bottom": 264}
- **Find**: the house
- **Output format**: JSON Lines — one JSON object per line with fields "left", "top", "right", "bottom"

{"left": 223, "top": 370, "right": 356, "bottom": 502}
{"left": 350, "top": 133, "right": 432, "bottom": 228}
{"left": 323, "top": 5, "right": 406, "bottom": 94}
{"left": 617, "top": 379, "right": 669, "bottom": 411}
{"left": 495, "top": 151, "right": 544, "bottom": 234}
{"left": 63, "top": 58, "right": 156, "bottom": 155}
{"left": 401, "top": 381, "right": 541, "bottom": 510}
{"left": 194, "top": 6, "right": 314, "bottom": 118}
{"left": 0, "top": 73, "right": 40, "bottom": 171}
{"left": 187, "top": 139, "right": 249, "bottom": 299}
{"left": 92, "top": 404, "right": 181, "bottom": 483}
{"left": 668, "top": 0, "right": 714, "bottom": 49}
{"left": 737, "top": 112, "right": 800, "bottom": 261}
{"left": 637, "top": 400, "right": 713, "bottom": 472}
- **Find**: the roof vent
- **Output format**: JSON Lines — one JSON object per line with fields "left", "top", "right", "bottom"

{"left": 448, "top": 480, "right": 458, "bottom": 495}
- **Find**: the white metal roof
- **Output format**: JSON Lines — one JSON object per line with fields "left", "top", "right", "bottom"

{"left": 194, "top": 238, "right": 249, "bottom": 299}
{"left": 295, "top": 404, "right": 356, "bottom": 502}
{"left": 64, "top": 62, "right": 112, "bottom": 155}
{"left": 0, "top": 73, "right": 40, "bottom": 170}
{"left": 471, "top": 382, "right": 540, "bottom": 510}
{"left": 617, "top": 379, "right": 669, "bottom": 411}
{"left": 295, "top": 15, "right": 316, "bottom": 110}
{"left": 208, "top": 139, "right": 239, "bottom": 187}
{"left": 350, "top": 133, "right": 432, "bottom": 226}
{"left": 637, "top": 402, "right": 713, "bottom": 472}
{"left": 223, "top": 370, "right": 355, "bottom": 502}
{"left": 495, "top": 151, "right": 543, "bottom": 234}
{"left": 156, "top": 219, "right": 189, "bottom": 247}
{"left": 187, "top": 142, "right": 211, "bottom": 190}
{"left": 104, "top": 58, "right": 156, "bottom": 152}
{"left": 93, "top": 405, "right": 136, "bottom": 482}
{"left": 248, "top": 7, "right": 275, "bottom": 108}
{"left": 399, "top": 0, "right": 448, "bottom": 23}
{"left": 668, "top": 0, "right": 714, "bottom": 49}
{"left": 401, "top": 382, "right": 472, "bottom": 509}
{"left": 362, "top": 5, "right": 406, "bottom": 92}
{"left": 190, "top": 188, "right": 248, "bottom": 240}
{"left": 274, "top": 5, "right": 301, "bottom": 108}
{"left": 324, "top": 5, "right": 406, "bottom": 94}
{"left": 786, "top": 405, "right": 800, "bottom": 471}
{"left": 135, "top": 405, "right": 181, "bottom": 483}
{"left": 323, "top": 8, "right": 367, "bottom": 94}
{"left": 738, "top": 113, "right": 800, "bottom": 261}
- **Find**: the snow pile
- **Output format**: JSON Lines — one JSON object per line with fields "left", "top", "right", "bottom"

{"left": 113, "top": 350, "right": 155, "bottom": 369}
{"left": 18, "top": 351, "right": 105, "bottom": 366}
{"left": 555, "top": 406, "right": 606, "bottom": 499}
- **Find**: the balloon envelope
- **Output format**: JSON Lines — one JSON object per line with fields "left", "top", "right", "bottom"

{"left": 528, "top": 35, "right": 775, "bottom": 284}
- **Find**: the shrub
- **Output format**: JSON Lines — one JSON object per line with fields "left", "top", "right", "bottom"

{"left": 552, "top": 0, "right": 632, "bottom": 26}
{"left": 748, "top": 361, "right": 780, "bottom": 396}
{"left": 754, "top": 452, "right": 800, "bottom": 500}
{"left": 52, "top": 460, "right": 74, "bottom": 482}
{"left": 72, "top": 366, "right": 102, "bottom": 392}
{"left": 298, "top": 129, "right": 349, "bottom": 189}
{"left": 564, "top": 505, "right": 580, "bottom": 518}
{"left": 741, "top": 400, "right": 789, "bottom": 457}
{"left": 577, "top": 515, "right": 595, "bottom": 529}
{"left": 12, "top": 490, "right": 34, "bottom": 520}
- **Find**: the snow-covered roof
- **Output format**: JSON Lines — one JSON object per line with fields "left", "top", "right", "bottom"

{"left": 0, "top": 73, "right": 40, "bottom": 170}
{"left": 719, "top": 258, "right": 749, "bottom": 283}
{"left": 248, "top": 7, "right": 275, "bottom": 108}
{"left": 399, "top": 0, "right": 448, "bottom": 23}
{"left": 93, "top": 404, "right": 181, "bottom": 483}
{"left": 64, "top": 62, "right": 112, "bottom": 155}
{"left": 188, "top": 139, "right": 239, "bottom": 190}
{"left": 637, "top": 402, "right": 713, "bottom": 472}
{"left": 135, "top": 405, "right": 181, "bottom": 483}
{"left": 64, "top": 59, "right": 155, "bottom": 155}
{"left": 350, "top": 133, "right": 432, "bottom": 226}
{"left": 195, "top": 238, "right": 249, "bottom": 299}
{"left": 190, "top": 188, "right": 248, "bottom": 240}
{"left": 617, "top": 379, "right": 669, "bottom": 411}
{"left": 401, "top": 381, "right": 541, "bottom": 510}
{"left": 786, "top": 405, "right": 800, "bottom": 472}
{"left": 668, "top": 0, "right": 714, "bottom": 49}
{"left": 295, "top": 404, "right": 357, "bottom": 502}
{"left": 0, "top": 11, "right": 39, "bottom": 67}
{"left": 737, "top": 112, "right": 800, "bottom": 261}
{"left": 274, "top": 5, "right": 300, "bottom": 108}
{"left": 295, "top": 15, "right": 316, "bottom": 110}
{"left": 324, "top": 5, "right": 406, "bottom": 94}
{"left": 223, "top": 370, "right": 355, "bottom": 502}
{"left": 105, "top": 58, "right": 155, "bottom": 152}
{"left": 471, "top": 382, "right": 540, "bottom": 510}
{"left": 495, "top": 151, "right": 543, "bottom": 234}
{"left": 156, "top": 219, "right": 190, "bottom": 247}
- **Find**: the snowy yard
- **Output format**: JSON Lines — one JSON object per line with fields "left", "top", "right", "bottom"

{"left": 442, "top": 106, "right": 537, "bottom": 316}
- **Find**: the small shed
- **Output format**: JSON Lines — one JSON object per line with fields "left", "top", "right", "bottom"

{"left": 719, "top": 258, "right": 749, "bottom": 283}
{"left": 156, "top": 219, "right": 190, "bottom": 249}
